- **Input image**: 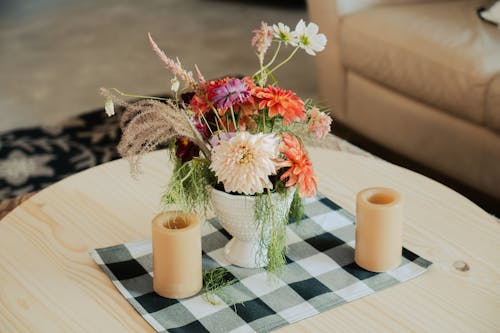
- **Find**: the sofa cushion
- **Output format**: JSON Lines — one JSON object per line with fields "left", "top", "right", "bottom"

{"left": 339, "top": 0, "right": 500, "bottom": 129}
{"left": 486, "top": 75, "right": 500, "bottom": 132}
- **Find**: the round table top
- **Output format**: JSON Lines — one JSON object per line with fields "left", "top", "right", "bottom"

{"left": 0, "top": 148, "right": 498, "bottom": 332}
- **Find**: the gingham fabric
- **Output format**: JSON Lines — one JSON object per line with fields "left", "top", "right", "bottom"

{"left": 90, "top": 194, "right": 431, "bottom": 333}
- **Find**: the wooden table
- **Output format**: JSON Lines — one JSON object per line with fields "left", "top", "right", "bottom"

{"left": 1, "top": 148, "right": 498, "bottom": 332}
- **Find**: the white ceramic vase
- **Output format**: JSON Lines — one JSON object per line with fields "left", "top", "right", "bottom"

{"left": 211, "top": 187, "right": 294, "bottom": 268}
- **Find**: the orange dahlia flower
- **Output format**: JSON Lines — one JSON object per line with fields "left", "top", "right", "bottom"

{"left": 243, "top": 76, "right": 259, "bottom": 94}
{"left": 255, "top": 86, "right": 305, "bottom": 125}
{"left": 278, "top": 133, "right": 317, "bottom": 197}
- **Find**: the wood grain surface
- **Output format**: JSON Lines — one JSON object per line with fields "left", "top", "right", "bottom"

{"left": 0, "top": 148, "right": 498, "bottom": 332}
{"left": 0, "top": 192, "right": 37, "bottom": 221}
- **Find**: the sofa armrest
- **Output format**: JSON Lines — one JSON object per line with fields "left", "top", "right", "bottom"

{"left": 335, "top": 0, "right": 451, "bottom": 16}
{"left": 306, "top": 0, "right": 460, "bottom": 120}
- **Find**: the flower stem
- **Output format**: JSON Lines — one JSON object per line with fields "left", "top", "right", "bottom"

{"left": 210, "top": 106, "right": 227, "bottom": 132}
{"left": 253, "top": 42, "right": 281, "bottom": 78}
{"left": 265, "top": 42, "right": 281, "bottom": 69}
{"left": 111, "top": 88, "right": 170, "bottom": 101}
{"left": 200, "top": 114, "right": 214, "bottom": 136}
{"left": 230, "top": 106, "right": 238, "bottom": 131}
{"left": 179, "top": 164, "right": 195, "bottom": 183}
{"left": 180, "top": 111, "right": 211, "bottom": 159}
{"left": 267, "top": 71, "right": 278, "bottom": 84}
{"left": 262, "top": 108, "right": 266, "bottom": 132}
{"left": 267, "top": 47, "right": 299, "bottom": 75}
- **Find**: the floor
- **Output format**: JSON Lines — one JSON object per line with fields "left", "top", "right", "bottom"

{"left": 0, "top": 0, "right": 315, "bottom": 133}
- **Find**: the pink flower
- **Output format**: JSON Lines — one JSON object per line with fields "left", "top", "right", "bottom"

{"left": 252, "top": 22, "right": 273, "bottom": 63}
{"left": 148, "top": 33, "right": 195, "bottom": 87}
{"left": 209, "top": 132, "right": 236, "bottom": 147}
{"left": 189, "top": 78, "right": 230, "bottom": 116}
{"left": 307, "top": 107, "right": 332, "bottom": 140}
{"left": 212, "top": 78, "right": 251, "bottom": 109}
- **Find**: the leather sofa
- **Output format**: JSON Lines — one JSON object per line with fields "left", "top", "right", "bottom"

{"left": 307, "top": 0, "right": 500, "bottom": 199}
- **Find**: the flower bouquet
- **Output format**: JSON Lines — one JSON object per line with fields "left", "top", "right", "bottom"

{"left": 101, "top": 20, "right": 331, "bottom": 272}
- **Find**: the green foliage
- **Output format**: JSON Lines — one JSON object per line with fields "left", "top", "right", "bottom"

{"left": 202, "top": 268, "right": 238, "bottom": 305}
{"left": 255, "top": 190, "right": 291, "bottom": 274}
{"left": 161, "top": 156, "right": 216, "bottom": 214}
{"left": 288, "top": 188, "right": 304, "bottom": 223}
{"left": 304, "top": 98, "right": 331, "bottom": 114}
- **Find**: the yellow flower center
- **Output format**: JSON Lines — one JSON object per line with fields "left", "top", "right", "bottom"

{"left": 280, "top": 32, "right": 289, "bottom": 41}
{"left": 237, "top": 145, "right": 254, "bottom": 164}
{"left": 300, "top": 35, "right": 310, "bottom": 46}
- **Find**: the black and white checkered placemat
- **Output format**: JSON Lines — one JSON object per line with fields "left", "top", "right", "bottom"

{"left": 90, "top": 194, "right": 432, "bottom": 333}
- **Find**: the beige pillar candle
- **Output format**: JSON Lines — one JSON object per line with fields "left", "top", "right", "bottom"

{"left": 152, "top": 211, "right": 202, "bottom": 299}
{"left": 354, "top": 187, "right": 403, "bottom": 272}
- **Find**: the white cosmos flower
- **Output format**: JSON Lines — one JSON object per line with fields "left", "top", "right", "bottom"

{"left": 104, "top": 98, "right": 115, "bottom": 117}
{"left": 293, "top": 19, "right": 327, "bottom": 56}
{"left": 210, "top": 132, "right": 279, "bottom": 195}
{"left": 272, "top": 22, "right": 297, "bottom": 45}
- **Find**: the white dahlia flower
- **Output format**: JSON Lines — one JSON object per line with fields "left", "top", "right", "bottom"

{"left": 210, "top": 132, "right": 279, "bottom": 195}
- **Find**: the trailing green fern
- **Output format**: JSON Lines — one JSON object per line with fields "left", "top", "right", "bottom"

{"left": 202, "top": 268, "right": 238, "bottom": 305}
{"left": 161, "top": 156, "right": 216, "bottom": 215}
{"left": 255, "top": 190, "right": 292, "bottom": 274}
{"left": 288, "top": 188, "right": 304, "bottom": 223}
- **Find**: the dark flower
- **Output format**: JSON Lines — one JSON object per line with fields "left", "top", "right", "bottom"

{"left": 175, "top": 138, "right": 200, "bottom": 162}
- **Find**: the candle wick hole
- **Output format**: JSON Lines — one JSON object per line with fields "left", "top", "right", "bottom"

{"left": 164, "top": 217, "right": 189, "bottom": 229}
{"left": 368, "top": 193, "right": 395, "bottom": 205}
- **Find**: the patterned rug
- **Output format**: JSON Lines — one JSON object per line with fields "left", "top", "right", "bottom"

{"left": 0, "top": 109, "right": 122, "bottom": 201}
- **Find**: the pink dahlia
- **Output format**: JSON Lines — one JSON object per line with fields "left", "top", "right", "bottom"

{"left": 307, "top": 107, "right": 332, "bottom": 140}
{"left": 212, "top": 78, "right": 251, "bottom": 110}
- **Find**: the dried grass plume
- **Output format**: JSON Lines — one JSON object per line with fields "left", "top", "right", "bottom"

{"left": 100, "top": 88, "right": 209, "bottom": 176}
